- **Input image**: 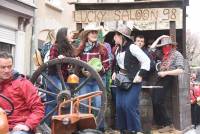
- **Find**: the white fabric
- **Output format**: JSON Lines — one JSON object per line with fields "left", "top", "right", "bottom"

{"left": 129, "top": 44, "right": 150, "bottom": 71}
{"left": 116, "top": 51, "right": 126, "bottom": 69}
{"left": 44, "top": 50, "right": 50, "bottom": 63}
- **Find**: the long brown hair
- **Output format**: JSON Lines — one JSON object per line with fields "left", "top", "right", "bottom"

{"left": 56, "top": 27, "right": 74, "bottom": 57}
{"left": 74, "top": 32, "right": 89, "bottom": 56}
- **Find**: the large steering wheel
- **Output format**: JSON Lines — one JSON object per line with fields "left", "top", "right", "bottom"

{"left": 0, "top": 94, "right": 14, "bottom": 116}
{"left": 30, "top": 57, "right": 107, "bottom": 128}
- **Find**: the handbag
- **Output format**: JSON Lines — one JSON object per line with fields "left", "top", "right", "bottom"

{"left": 114, "top": 73, "right": 133, "bottom": 90}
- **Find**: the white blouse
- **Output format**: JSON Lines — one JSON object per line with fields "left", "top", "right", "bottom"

{"left": 116, "top": 44, "right": 150, "bottom": 71}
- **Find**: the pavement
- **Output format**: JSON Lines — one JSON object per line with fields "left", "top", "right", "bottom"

{"left": 184, "top": 125, "right": 200, "bottom": 134}
{"left": 104, "top": 125, "right": 200, "bottom": 134}
{"left": 194, "top": 125, "right": 200, "bottom": 134}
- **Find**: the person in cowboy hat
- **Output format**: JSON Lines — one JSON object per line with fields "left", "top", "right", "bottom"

{"left": 75, "top": 23, "right": 110, "bottom": 131}
{"left": 111, "top": 24, "right": 150, "bottom": 134}
{"left": 150, "top": 35, "right": 184, "bottom": 133}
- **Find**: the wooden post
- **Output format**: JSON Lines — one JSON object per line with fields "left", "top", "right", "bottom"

{"left": 170, "top": 21, "right": 192, "bottom": 131}
{"left": 170, "top": 21, "right": 176, "bottom": 42}
{"left": 177, "top": 60, "right": 192, "bottom": 131}
{"left": 182, "top": 2, "right": 187, "bottom": 58}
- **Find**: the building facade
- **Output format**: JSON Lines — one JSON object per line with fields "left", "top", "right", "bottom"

{"left": 35, "top": 1, "right": 75, "bottom": 44}
{"left": 0, "top": 0, "right": 35, "bottom": 75}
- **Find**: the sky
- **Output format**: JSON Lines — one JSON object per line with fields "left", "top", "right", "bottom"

{"left": 186, "top": 0, "right": 200, "bottom": 34}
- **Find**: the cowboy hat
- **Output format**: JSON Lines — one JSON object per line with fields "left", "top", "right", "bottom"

{"left": 33, "top": 49, "right": 43, "bottom": 66}
{"left": 156, "top": 37, "right": 177, "bottom": 47}
{"left": 114, "top": 24, "right": 132, "bottom": 39}
{"left": 80, "top": 23, "right": 101, "bottom": 40}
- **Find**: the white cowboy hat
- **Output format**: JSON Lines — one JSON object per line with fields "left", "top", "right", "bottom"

{"left": 114, "top": 24, "right": 132, "bottom": 39}
{"left": 156, "top": 37, "right": 177, "bottom": 47}
{"left": 80, "top": 23, "right": 101, "bottom": 39}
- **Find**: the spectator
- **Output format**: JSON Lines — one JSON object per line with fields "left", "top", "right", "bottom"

{"left": 0, "top": 51, "right": 44, "bottom": 134}
{"left": 135, "top": 35, "right": 156, "bottom": 81}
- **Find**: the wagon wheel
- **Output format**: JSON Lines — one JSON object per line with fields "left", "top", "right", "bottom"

{"left": 0, "top": 94, "right": 14, "bottom": 116}
{"left": 30, "top": 57, "right": 107, "bottom": 128}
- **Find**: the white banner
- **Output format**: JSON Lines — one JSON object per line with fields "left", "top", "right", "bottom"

{"left": 74, "top": 8, "right": 183, "bottom": 30}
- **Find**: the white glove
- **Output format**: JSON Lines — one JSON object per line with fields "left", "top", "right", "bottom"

{"left": 0, "top": 107, "right": 5, "bottom": 113}
{"left": 58, "top": 55, "right": 65, "bottom": 59}
{"left": 13, "top": 124, "right": 30, "bottom": 131}
{"left": 197, "top": 97, "right": 200, "bottom": 102}
{"left": 112, "top": 72, "right": 116, "bottom": 80}
{"left": 133, "top": 75, "right": 142, "bottom": 83}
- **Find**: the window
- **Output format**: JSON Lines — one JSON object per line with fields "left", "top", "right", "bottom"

{"left": 45, "top": 0, "right": 63, "bottom": 12}
{"left": 48, "top": 0, "right": 61, "bottom": 6}
{"left": 0, "top": 42, "right": 13, "bottom": 53}
{"left": 0, "top": 42, "right": 15, "bottom": 61}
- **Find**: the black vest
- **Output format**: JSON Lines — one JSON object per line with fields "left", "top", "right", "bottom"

{"left": 124, "top": 47, "right": 141, "bottom": 80}
{"left": 115, "top": 41, "right": 142, "bottom": 80}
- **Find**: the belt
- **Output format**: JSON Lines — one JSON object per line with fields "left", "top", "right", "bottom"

{"left": 119, "top": 69, "right": 127, "bottom": 74}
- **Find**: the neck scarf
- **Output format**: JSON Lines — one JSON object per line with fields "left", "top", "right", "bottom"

{"left": 160, "top": 49, "right": 175, "bottom": 71}
{"left": 84, "top": 41, "right": 96, "bottom": 52}
{"left": 162, "top": 45, "right": 172, "bottom": 56}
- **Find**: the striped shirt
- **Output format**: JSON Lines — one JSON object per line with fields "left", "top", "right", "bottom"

{"left": 169, "top": 50, "right": 184, "bottom": 70}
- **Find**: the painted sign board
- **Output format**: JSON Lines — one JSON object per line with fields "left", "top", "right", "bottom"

{"left": 74, "top": 8, "right": 183, "bottom": 30}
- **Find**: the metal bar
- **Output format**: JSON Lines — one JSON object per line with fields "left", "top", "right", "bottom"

{"left": 142, "top": 86, "right": 163, "bottom": 89}
{"left": 79, "top": 102, "right": 100, "bottom": 111}
{"left": 70, "top": 101, "right": 73, "bottom": 114}
{"left": 110, "top": 85, "right": 163, "bottom": 89}
{"left": 58, "top": 91, "right": 102, "bottom": 115}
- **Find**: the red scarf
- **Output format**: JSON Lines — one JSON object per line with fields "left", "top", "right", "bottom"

{"left": 160, "top": 46, "right": 174, "bottom": 71}
{"left": 162, "top": 45, "right": 172, "bottom": 58}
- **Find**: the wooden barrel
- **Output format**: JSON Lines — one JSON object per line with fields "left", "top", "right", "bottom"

{"left": 139, "top": 88, "right": 153, "bottom": 134}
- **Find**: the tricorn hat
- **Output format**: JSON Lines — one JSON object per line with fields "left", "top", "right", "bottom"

{"left": 156, "top": 37, "right": 177, "bottom": 47}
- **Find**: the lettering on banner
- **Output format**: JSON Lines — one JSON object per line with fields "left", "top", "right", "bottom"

{"left": 74, "top": 8, "right": 182, "bottom": 30}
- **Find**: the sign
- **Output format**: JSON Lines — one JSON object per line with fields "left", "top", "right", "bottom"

{"left": 73, "top": 8, "right": 183, "bottom": 30}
